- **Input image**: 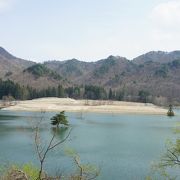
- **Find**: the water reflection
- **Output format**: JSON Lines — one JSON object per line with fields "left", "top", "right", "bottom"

{"left": 51, "top": 126, "right": 69, "bottom": 140}
{"left": 0, "top": 114, "right": 19, "bottom": 120}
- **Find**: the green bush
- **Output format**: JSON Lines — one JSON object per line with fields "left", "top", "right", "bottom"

{"left": 1, "top": 163, "right": 39, "bottom": 180}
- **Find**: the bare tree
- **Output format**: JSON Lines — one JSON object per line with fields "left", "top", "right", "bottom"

{"left": 149, "top": 127, "right": 180, "bottom": 179}
{"left": 34, "top": 111, "right": 71, "bottom": 180}
{"left": 65, "top": 148, "right": 100, "bottom": 180}
{"left": 160, "top": 140, "right": 180, "bottom": 167}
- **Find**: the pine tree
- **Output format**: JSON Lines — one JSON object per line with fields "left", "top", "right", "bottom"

{"left": 51, "top": 111, "right": 69, "bottom": 127}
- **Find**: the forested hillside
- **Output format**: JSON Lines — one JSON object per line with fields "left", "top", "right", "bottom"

{"left": 0, "top": 47, "right": 180, "bottom": 105}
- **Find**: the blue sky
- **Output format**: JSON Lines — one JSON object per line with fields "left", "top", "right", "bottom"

{"left": 0, "top": 0, "right": 180, "bottom": 62}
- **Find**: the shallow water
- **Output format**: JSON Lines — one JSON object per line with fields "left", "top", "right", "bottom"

{"left": 0, "top": 110, "right": 180, "bottom": 179}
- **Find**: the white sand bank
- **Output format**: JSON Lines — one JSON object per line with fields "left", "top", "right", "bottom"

{"left": 2, "top": 98, "right": 167, "bottom": 115}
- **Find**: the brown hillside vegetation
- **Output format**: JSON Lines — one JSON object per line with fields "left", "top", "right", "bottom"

{"left": 0, "top": 47, "right": 180, "bottom": 105}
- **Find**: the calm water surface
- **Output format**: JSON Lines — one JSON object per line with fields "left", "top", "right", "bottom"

{"left": 0, "top": 109, "right": 180, "bottom": 179}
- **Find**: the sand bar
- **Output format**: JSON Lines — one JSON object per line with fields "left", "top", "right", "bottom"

{"left": 2, "top": 97, "right": 167, "bottom": 115}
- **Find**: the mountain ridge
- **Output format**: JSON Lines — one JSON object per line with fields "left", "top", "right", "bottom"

{"left": 0, "top": 47, "right": 180, "bottom": 104}
{"left": 0, "top": 47, "right": 35, "bottom": 78}
{"left": 133, "top": 50, "right": 180, "bottom": 64}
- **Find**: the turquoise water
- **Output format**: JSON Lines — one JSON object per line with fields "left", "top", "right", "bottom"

{"left": 0, "top": 110, "right": 180, "bottom": 179}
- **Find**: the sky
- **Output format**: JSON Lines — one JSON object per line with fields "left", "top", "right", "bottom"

{"left": 0, "top": 0, "right": 180, "bottom": 62}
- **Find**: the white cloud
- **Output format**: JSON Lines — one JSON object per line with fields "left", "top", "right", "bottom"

{"left": 0, "top": 0, "right": 14, "bottom": 12}
{"left": 149, "top": 0, "right": 180, "bottom": 46}
{"left": 150, "top": 0, "right": 180, "bottom": 29}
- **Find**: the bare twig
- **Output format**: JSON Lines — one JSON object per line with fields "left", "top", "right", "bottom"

{"left": 34, "top": 112, "right": 71, "bottom": 180}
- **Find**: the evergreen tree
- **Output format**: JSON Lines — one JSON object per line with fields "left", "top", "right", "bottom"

{"left": 51, "top": 111, "right": 69, "bottom": 127}
{"left": 57, "top": 85, "right": 64, "bottom": 97}
{"left": 108, "top": 88, "right": 113, "bottom": 99}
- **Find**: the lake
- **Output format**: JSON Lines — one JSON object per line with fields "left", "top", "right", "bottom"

{"left": 0, "top": 110, "right": 180, "bottom": 179}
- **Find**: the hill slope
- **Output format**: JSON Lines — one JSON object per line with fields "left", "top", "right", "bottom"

{"left": 0, "top": 47, "right": 180, "bottom": 104}
{"left": 133, "top": 51, "right": 180, "bottom": 64}
{"left": 0, "top": 47, "right": 35, "bottom": 77}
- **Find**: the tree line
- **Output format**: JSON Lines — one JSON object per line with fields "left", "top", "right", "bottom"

{"left": 0, "top": 79, "right": 151, "bottom": 103}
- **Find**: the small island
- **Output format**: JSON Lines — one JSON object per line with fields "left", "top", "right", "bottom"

{"left": 167, "top": 104, "right": 175, "bottom": 116}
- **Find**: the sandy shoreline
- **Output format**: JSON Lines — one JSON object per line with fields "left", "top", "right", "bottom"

{"left": 2, "top": 97, "right": 167, "bottom": 115}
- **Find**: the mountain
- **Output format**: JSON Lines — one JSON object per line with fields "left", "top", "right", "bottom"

{"left": 133, "top": 51, "right": 180, "bottom": 64}
{"left": 0, "top": 47, "right": 180, "bottom": 104}
{"left": 44, "top": 59, "right": 94, "bottom": 83}
{"left": 44, "top": 53, "right": 180, "bottom": 104}
{"left": 45, "top": 56, "right": 135, "bottom": 86}
{"left": 0, "top": 47, "right": 35, "bottom": 77}
{"left": 0, "top": 47, "right": 69, "bottom": 89}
